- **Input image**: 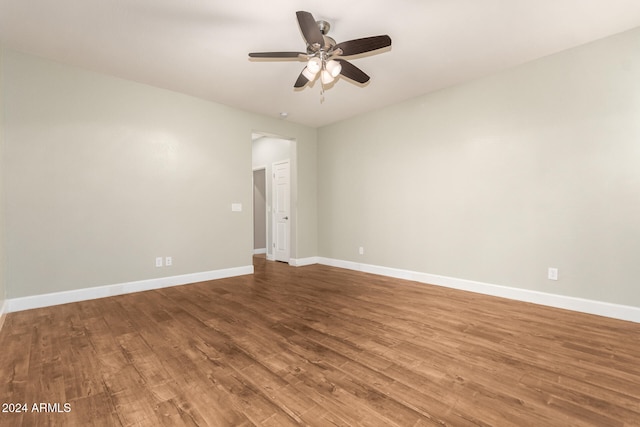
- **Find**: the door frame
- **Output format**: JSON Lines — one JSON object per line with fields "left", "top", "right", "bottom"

{"left": 251, "top": 132, "right": 296, "bottom": 263}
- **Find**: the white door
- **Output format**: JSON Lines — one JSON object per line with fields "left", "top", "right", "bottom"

{"left": 273, "top": 160, "right": 290, "bottom": 262}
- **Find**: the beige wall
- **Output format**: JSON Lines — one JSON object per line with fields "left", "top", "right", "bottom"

{"left": 253, "top": 169, "right": 266, "bottom": 250}
{"left": 318, "top": 28, "right": 640, "bottom": 308}
{"left": 0, "top": 47, "right": 6, "bottom": 316}
{"left": 2, "top": 50, "right": 317, "bottom": 299}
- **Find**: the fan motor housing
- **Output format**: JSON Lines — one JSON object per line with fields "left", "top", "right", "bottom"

{"left": 306, "top": 20, "right": 336, "bottom": 53}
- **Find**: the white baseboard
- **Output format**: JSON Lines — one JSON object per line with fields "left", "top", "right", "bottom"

{"left": 6, "top": 257, "right": 638, "bottom": 324}
{"left": 0, "top": 299, "right": 7, "bottom": 333}
{"left": 5, "top": 265, "right": 254, "bottom": 313}
{"left": 317, "top": 257, "right": 640, "bottom": 324}
{"left": 289, "top": 257, "right": 320, "bottom": 267}
{"left": 253, "top": 248, "right": 267, "bottom": 255}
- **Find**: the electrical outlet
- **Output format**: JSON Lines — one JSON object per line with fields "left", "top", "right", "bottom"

{"left": 155, "top": 257, "right": 163, "bottom": 267}
{"left": 165, "top": 256, "right": 172, "bottom": 266}
{"left": 358, "top": 246, "right": 364, "bottom": 255}
{"left": 548, "top": 267, "right": 558, "bottom": 281}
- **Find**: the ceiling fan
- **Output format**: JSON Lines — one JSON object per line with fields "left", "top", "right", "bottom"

{"left": 249, "top": 11, "right": 392, "bottom": 88}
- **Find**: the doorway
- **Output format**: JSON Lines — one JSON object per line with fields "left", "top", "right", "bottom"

{"left": 252, "top": 133, "right": 294, "bottom": 263}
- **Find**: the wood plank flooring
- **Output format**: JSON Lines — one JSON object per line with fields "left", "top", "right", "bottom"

{"left": 1, "top": 256, "right": 639, "bottom": 426}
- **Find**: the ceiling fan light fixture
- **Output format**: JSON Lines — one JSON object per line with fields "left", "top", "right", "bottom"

{"left": 326, "top": 59, "right": 342, "bottom": 78}
{"left": 248, "top": 11, "right": 392, "bottom": 90}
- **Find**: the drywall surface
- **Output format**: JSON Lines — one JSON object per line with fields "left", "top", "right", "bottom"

{"left": 0, "top": 46, "right": 6, "bottom": 315}
{"left": 2, "top": 50, "right": 317, "bottom": 298}
{"left": 253, "top": 169, "right": 266, "bottom": 251}
{"left": 318, "top": 28, "right": 640, "bottom": 307}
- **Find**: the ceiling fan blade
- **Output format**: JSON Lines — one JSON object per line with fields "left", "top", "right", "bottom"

{"left": 296, "top": 11, "right": 324, "bottom": 47}
{"left": 334, "top": 35, "right": 392, "bottom": 56}
{"left": 335, "top": 59, "right": 370, "bottom": 84}
{"left": 294, "top": 69, "right": 310, "bottom": 88}
{"left": 249, "top": 52, "right": 306, "bottom": 59}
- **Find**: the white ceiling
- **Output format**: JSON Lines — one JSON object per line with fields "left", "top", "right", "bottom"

{"left": 2, "top": 0, "right": 640, "bottom": 128}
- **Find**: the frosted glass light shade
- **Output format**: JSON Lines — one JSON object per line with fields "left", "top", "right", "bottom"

{"left": 321, "top": 69, "right": 335, "bottom": 85}
{"left": 307, "top": 57, "right": 322, "bottom": 74}
{"left": 302, "top": 66, "right": 318, "bottom": 81}
{"left": 326, "top": 60, "right": 342, "bottom": 78}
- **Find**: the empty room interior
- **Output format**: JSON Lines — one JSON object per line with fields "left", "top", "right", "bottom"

{"left": 1, "top": 1, "right": 640, "bottom": 426}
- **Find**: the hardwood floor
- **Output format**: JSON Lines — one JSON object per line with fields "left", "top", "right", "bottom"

{"left": 1, "top": 256, "right": 639, "bottom": 426}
